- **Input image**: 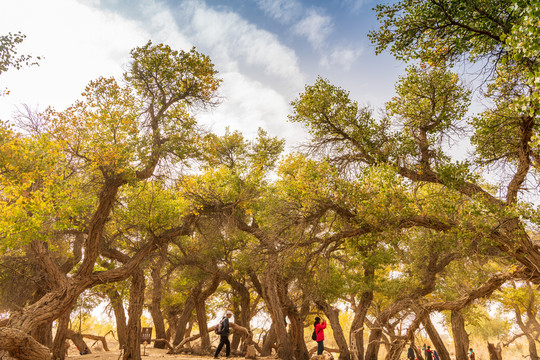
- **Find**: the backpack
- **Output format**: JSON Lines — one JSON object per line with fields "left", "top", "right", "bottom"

{"left": 215, "top": 317, "right": 225, "bottom": 335}
{"left": 311, "top": 327, "right": 317, "bottom": 340}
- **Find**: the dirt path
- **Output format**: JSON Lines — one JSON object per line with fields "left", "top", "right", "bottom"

{"left": 67, "top": 349, "right": 234, "bottom": 359}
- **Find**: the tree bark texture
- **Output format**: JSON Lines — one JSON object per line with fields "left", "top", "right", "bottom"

{"left": 172, "top": 282, "right": 202, "bottom": 346}
{"left": 108, "top": 289, "right": 128, "bottom": 350}
{"left": 30, "top": 321, "right": 53, "bottom": 349}
{"left": 149, "top": 258, "right": 167, "bottom": 349}
{"left": 349, "top": 275, "right": 373, "bottom": 360}
{"left": 513, "top": 284, "right": 540, "bottom": 360}
{"left": 195, "top": 300, "right": 210, "bottom": 350}
{"left": 351, "top": 290, "right": 373, "bottom": 359}
{"left": 195, "top": 272, "right": 221, "bottom": 351}
{"left": 227, "top": 278, "right": 251, "bottom": 351}
{"left": 260, "top": 261, "right": 294, "bottom": 360}
{"left": 52, "top": 306, "right": 73, "bottom": 360}
{"left": 514, "top": 306, "right": 539, "bottom": 360}
{"left": 0, "top": 327, "right": 51, "bottom": 360}
{"left": 384, "top": 338, "right": 405, "bottom": 360}
{"left": 423, "top": 315, "right": 451, "bottom": 360}
{"left": 230, "top": 298, "right": 242, "bottom": 351}
{"left": 284, "top": 302, "right": 309, "bottom": 360}
{"left": 122, "top": 269, "right": 145, "bottom": 360}
{"left": 450, "top": 310, "right": 469, "bottom": 360}
{"left": 65, "top": 329, "right": 91, "bottom": 355}
{"left": 364, "top": 298, "right": 412, "bottom": 360}
{"left": 261, "top": 323, "right": 277, "bottom": 356}
{"left": 487, "top": 342, "right": 502, "bottom": 360}
{"left": 321, "top": 302, "right": 351, "bottom": 360}
{"left": 77, "top": 332, "right": 110, "bottom": 351}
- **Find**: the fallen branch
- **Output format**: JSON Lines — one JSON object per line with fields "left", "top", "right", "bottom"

{"left": 81, "top": 332, "right": 110, "bottom": 351}
{"left": 308, "top": 345, "right": 340, "bottom": 357}
{"left": 151, "top": 338, "right": 174, "bottom": 350}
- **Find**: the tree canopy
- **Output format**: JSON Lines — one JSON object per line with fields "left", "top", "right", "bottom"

{"left": 2, "top": 2, "right": 540, "bottom": 359}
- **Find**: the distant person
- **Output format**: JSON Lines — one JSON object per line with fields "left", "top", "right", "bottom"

{"left": 314, "top": 317, "right": 327, "bottom": 355}
{"left": 407, "top": 344, "right": 415, "bottom": 360}
{"left": 468, "top": 348, "right": 475, "bottom": 360}
{"left": 433, "top": 349, "right": 440, "bottom": 360}
{"left": 214, "top": 310, "right": 233, "bottom": 358}
{"left": 426, "top": 345, "right": 433, "bottom": 360}
{"left": 422, "top": 344, "right": 427, "bottom": 359}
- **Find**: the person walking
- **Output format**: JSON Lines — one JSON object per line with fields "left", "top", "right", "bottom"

{"left": 214, "top": 311, "right": 233, "bottom": 358}
{"left": 314, "top": 317, "right": 327, "bottom": 355}
{"left": 407, "top": 344, "right": 415, "bottom": 360}
{"left": 468, "top": 348, "right": 475, "bottom": 360}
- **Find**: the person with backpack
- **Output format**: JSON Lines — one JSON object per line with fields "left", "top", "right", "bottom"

{"left": 313, "top": 317, "right": 327, "bottom": 355}
{"left": 214, "top": 310, "right": 233, "bottom": 358}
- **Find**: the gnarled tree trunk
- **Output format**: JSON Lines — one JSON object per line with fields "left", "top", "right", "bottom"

{"left": 261, "top": 261, "right": 294, "bottom": 360}
{"left": 123, "top": 268, "right": 145, "bottom": 360}
{"left": 149, "top": 258, "right": 167, "bottom": 349}
{"left": 384, "top": 338, "right": 406, "bottom": 360}
{"left": 451, "top": 310, "right": 469, "bottom": 360}
{"left": 364, "top": 299, "right": 412, "bottom": 360}
{"left": 349, "top": 267, "right": 374, "bottom": 360}
{"left": 487, "top": 342, "right": 502, "bottom": 360}
{"left": 0, "top": 327, "right": 51, "bottom": 360}
{"left": 285, "top": 302, "right": 309, "bottom": 360}
{"left": 423, "top": 315, "right": 451, "bottom": 360}
{"left": 195, "top": 301, "right": 210, "bottom": 350}
{"left": 513, "top": 285, "right": 539, "bottom": 360}
{"left": 195, "top": 273, "right": 220, "bottom": 351}
{"left": 261, "top": 323, "right": 277, "bottom": 356}
{"left": 172, "top": 282, "right": 202, "bottom": 346}
{"left": 226, "top": 276, "right": 253, "bottom": 352}
{"left": 65, "top": 329, "right": 91, "bottom": 355}
{"left": 52, "top": 306, "right": 74, "bottom": 360}
{"left": 319, "top": 301, "right": 350, "bottom": 360}
{"left": 108, "top": 289, "right": 128, "bottom": 350}
{"left": 31, "top": 321, "right": 53, "bottom": 349}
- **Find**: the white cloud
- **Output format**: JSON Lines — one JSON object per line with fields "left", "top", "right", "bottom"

{"left": 253, "top": 1, "right": 337, "bottom": 55}
{"left": 0, "top": 0, "right": 149, "bottom": 116}
{"left": 178, "top": 0, "right": 304, "bottom": 91}
{"left": 0, "top": 0, "right": 308, "bottom": 148}
{"left": 321, "top": 46, "right": 363, "bottom": 70}
{"left": 138, "top": 1, "right": 192, "bottom": 49}
{"left": 197, "top": 72, "right": 307, "bottom": 149}
{"left": 341, "top": 0, "right": 372, "bottom": 13}
{"left": 254, "top": 0, "right": 303, "bottom": 24}
{"left": 292, "top": 9, "right": 333, "bottom": 50}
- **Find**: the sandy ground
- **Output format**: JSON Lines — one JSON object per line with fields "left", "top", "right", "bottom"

{"left": 66, "top": 348, "right": 238, "bottom": 359}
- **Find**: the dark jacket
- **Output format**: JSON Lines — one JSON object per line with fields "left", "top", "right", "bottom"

{"left": 407, "top": 347, "right": 415, "bottom": 360}
{"left": 220, "top": 317, "right": 230, "bottom": 336}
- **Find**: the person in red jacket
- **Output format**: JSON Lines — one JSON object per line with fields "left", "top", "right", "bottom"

{"left": 314, "top": 317, "right": 327, "bottom": 355}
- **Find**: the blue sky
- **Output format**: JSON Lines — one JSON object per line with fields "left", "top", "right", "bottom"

{"left": 0, "top": 0, "right": 404, "bottom": 148}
